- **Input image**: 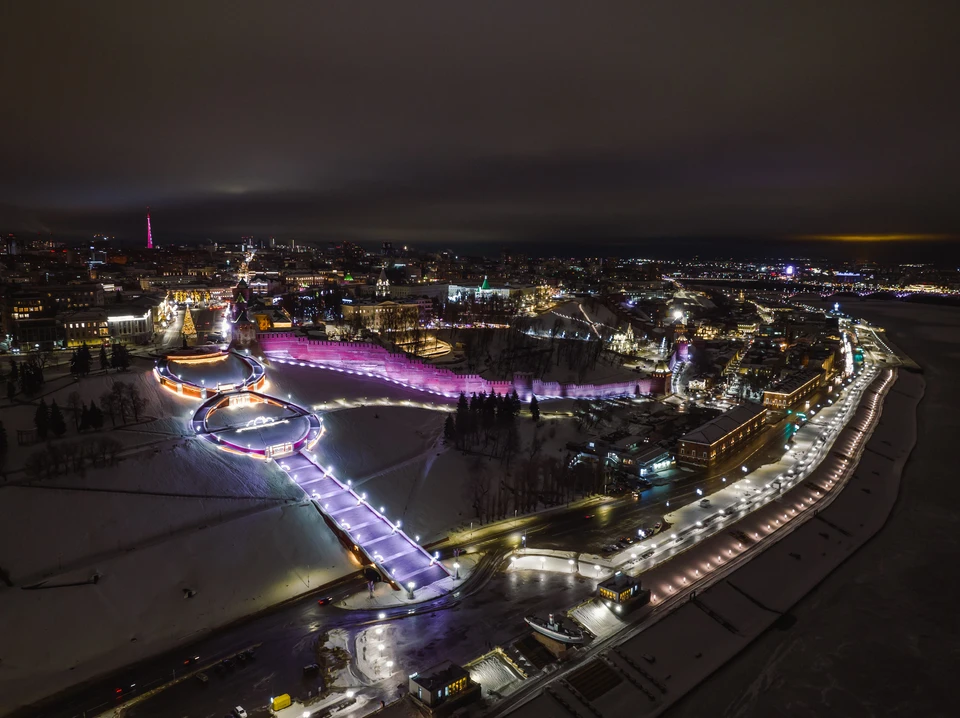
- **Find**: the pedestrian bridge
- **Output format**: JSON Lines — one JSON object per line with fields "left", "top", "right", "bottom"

{"left": 276, "top": 452, "right": 450, "bottom": 589}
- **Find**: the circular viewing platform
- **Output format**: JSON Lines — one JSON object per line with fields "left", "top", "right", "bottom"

{"left": 163, "top": 344, "right": 227, "bottom": 363}
{"left": 155, "top": 350, "right": 266, "bottom": 398}
{"left": 191, "top": 391, "right": 322, "bottom": 459}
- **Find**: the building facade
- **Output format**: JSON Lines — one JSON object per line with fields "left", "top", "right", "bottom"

{"left": 341, "top": 299, "right": 420, "bottom": 332}
{"left": 677, "top": 403, "right": 767, "bottom": 468}
{"left": 409, "top": 661, "right": 479, "bottom": 711}
{"left": 763, "top": 369, "right": 822, "bottom": 409}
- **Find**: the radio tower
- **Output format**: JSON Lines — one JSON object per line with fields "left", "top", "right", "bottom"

{"left": 146, "top": 207, "right": 153, "bottom": 249}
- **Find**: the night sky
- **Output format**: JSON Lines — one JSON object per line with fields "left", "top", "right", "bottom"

{"left": 1, "top": 1, "right": 958, "bottom": 244}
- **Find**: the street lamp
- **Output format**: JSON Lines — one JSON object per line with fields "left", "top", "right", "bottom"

{"left": 407, "top": 581, "right": 416, "bottom": 599}
{"left": 454, "top": 561, "right": 460, "bottom": 580}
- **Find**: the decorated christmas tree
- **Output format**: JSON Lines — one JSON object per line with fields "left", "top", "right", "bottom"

{"left": 181, "top": 308, "right": 197, "bottom": 340}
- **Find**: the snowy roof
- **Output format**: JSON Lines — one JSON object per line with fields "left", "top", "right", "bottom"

{"left": 679, "top": 404, "right": 766, "bottom": 446}
{"left": 411, "top": 660, "right": 470, "bottom": 691}
{"left": 765, "top": 369, "right": 822, "bottom": 396}
{"left": 599, "top": 572, "right": 641, "bottom": 590}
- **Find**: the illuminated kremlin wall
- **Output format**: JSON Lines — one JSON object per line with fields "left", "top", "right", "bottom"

{"left": 259, "top": 333, "right": 666, "bottom": 399}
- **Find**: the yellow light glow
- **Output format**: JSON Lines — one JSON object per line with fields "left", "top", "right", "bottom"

{"left": 794, "top": 233, "right": 955, "bottom": 242}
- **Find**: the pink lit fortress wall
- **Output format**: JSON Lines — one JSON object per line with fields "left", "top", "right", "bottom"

{"left": 259, "top": 333, "right": 667, "bottom": 400}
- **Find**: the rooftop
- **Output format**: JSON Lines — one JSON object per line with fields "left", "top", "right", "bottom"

{"left": 679, "top": 404, "right": 766, "bottom": 446}
{"left": 600, "top": 572, "right": 641, "bottom": 590}
{"left": 765, "top": 368, "right": 822, "bottom": 396}
{"left": 411, "top": 660, "right": 470, "bottom": 691}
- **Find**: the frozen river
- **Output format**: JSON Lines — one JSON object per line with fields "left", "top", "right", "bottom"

{"left": 671, "top": 300, "right": 954, "bottom": 717}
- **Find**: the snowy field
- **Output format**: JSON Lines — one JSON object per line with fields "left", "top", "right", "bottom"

{"left": 0, "top": 365, "right": 360, "bottom": 715}
{"left": 0, "top": 500, "right": 356, "bottom": 715}
{"left": 309, "top": 402, "right": 586, "bottom": 542}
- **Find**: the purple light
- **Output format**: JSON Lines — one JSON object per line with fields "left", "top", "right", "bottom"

{"left": 259, "top": 337, "right": 663, "bottom": 399}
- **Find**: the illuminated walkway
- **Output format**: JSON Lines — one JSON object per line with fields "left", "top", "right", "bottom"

{"left": 176, "top": 360, "right": 450, "bottom": 591}
{"left": 277, "top": 452, "right": 451, "bottom": 589}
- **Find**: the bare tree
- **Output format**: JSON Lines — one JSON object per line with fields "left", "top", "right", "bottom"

{"left": 128, "top": 384, "right": 147, "bottom": 421}
{"left": 466, "top": 458, "right": 490, "bottom": 521}
{"left": 66, "top": 391, "right": 83, "bottom": 431}
{"left": 100, "top": 390, "right": 117, "bottom": 428}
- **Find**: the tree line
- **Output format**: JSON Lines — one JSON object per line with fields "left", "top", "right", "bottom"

{"left": 444, "top": 390, "right": 522, "bottom": 462}
{"left": 33, "top": 382, "right": 149, "bottom": 440}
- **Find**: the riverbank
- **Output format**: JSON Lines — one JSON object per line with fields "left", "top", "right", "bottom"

{"left": 672, "top": 299, "right": 949, "bottom": 718}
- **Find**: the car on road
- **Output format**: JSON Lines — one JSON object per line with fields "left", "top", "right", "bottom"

{"left": 183, "top": 655, "right": 200, "bottom": 666}
{"left": 303, "top": 663, "right": 320, "bottom": 675}
{"left": 233, "top": 708, "right": 248, "bottom": 718}
{"left": 317, "top": 596, "right": 334, "bottom": 605}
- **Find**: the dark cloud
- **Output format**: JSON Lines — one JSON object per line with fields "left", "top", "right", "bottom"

{"left": 1, "top": 1, "right": 958, "bottom": 242}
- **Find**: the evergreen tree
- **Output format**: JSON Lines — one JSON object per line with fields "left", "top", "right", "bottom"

{"left": 443, "top": 415, "right": 455, "bottom": 444}
{"left": 70, "top": 344, "right": 92, "bottom": 377}
{"left": 49, "top": 400, "right": 67, "bottom": 437}
{"left": 530, "top": 394, "right": 540, "bottom": 423}
{"left": 0, "top": 419, "right": 7, "bottom": 455}
{"left": 99, "top": 346, "right": 109, "bottom": 372}
{"left": 483, "top": 392, "right": 498, "bottom": 431}
{"left": 9, "top": 360, "right": 19, "bottom": 385}
{"left": 182, "top": 308, "right": 197, "bottom": 339}
{"left": 88, "top": 401, "right": 104, "bottom": 430}
{"left": 34, "top": 399, "right": 49, "bottom": 440}
{"left": 6, "top": 380, "right": 14, "bottom": 401}
{"left": 111, "top": 344, "right": 130, "bottom": 371}
{"left": 454, "top": 392, "right": 469, "bottom": 447}
{"left": 510, "top": 389, "right": 522, "bottom": 417}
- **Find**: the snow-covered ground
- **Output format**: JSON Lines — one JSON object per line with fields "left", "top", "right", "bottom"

{"left": 1, "top": 365, "right": 186, "bottom": 474}
{"left": 0, "top": 500, "right": 356, "bottom": 714}
{"left": 305, "top": 401, "right": 586, "bottom": 543}
{"left": 0, "top": 366, "right": 360, "bottom": 715}
{"left": 468, "top": 652, "right": 524, "bottom": 698}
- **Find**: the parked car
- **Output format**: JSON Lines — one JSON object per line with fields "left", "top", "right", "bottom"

{"left": 196, "top": 673, "right": 209, "bottom": 685}
{"left": 233, "top": 708, "right": 248, "bottom": 718}
{"left": 303, "top": 663, "right": 320, "bottom": 675}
